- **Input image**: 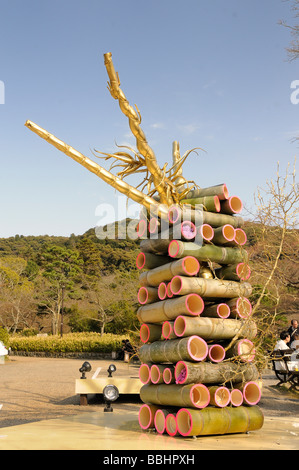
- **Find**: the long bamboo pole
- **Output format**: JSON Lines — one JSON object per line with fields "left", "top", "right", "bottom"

{"left": 139, "top": 335, "right": 208, "bottom": 363}
{"left": 174, "top": 315, "right": 257, "bottom": 341}
{"left": 176, "top": 405, "right": 264, "bottom": 437}
{"left": 174, "top": 360, "right": 259, "bottom": 385}
{"left": 168, "top": 240, "right": 248, "bottom": 265}
{"left": 170, "top": 275, "right": 252, "bottom": 298}
{"left": 140, "top": 383, "right": 210, "bottom": 409}
{"left": 24, "top": 120, "right": 169, "bottom": 219}
{"left": 183, "top": 183, "right": 229, "bottom": 201}
{"left": 138, "top": 256, "right": 200, "bottom": 287}
{"left": 137, "top": 293, "right": 204, "bottom": 324}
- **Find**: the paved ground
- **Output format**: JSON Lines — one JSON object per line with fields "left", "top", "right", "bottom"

{"left": 0, "top": 355, "right": 298, "bottom": 429}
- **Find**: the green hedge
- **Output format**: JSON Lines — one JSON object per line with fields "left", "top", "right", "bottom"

{"left": 8, "top": 332, "right": 131, "bottom": 354}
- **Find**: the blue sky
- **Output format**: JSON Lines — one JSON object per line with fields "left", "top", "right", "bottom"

{"left": 0, "top": 0, "right": 298, "bottom": 237}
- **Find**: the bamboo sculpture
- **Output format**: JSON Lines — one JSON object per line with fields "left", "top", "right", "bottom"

{"left": 25, "top": 52, "right": 263, "bottom": 439}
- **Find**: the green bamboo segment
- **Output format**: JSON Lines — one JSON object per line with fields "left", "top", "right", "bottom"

{"left": 138, "top": 286, "right": 160, "bottom": 304}
{"left": 170, "top": 275, "right": 252, "bottom": 299}
{"left": 150, "top": 363, "right": 174, "bottom": 384}
{"left": 220, "top": 196, "right": 243, "bottom": 215}
{"left": 181, "top": 195, "right": 221, "bottom": 213}
{"left": 140, "top": 383, "right": 210, "bottom": 409}
{"left": 176, "top": 405, "right": 264, "bottom": 437}
{"left": 215, "top": 263, "right": 251, "bottom": 282}
{"left": 183, "top": 183, "right": 229, "bottom": 201}
{"left": 168, "top": 205, "right": 244, "bottom": 228}
{"left": 224, "top": 338, "right": 256, "bottom": 362}
{"left": 168, "top": 240, "right": 248, "bottom": 265}
{"left": 139, "top": 323, "right": 162, "bottom": 344}
{"left": 211, "top": 225, "right": 235, "bottom": 245}
{"left": 140, "top": 238, "right": 171, "bottom": 255}
{"left": 137, "top": 293, "right": 205, "bottom": 324}
{"left": 175, "top": 360, "right": 259, "bottom": 385}
{"left": 136, "top": 251, "right": 172, "bottom": 270}
{"left": 139, "top": 335, "right": 208, "bottom": 364}
{"left": 174, "top": 315, "right": 257, "bottom": 341}
{"left": 139, "top": 256, "right": 200, "bottom": 287}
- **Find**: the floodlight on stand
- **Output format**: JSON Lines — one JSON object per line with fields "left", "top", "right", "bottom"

{"left": 79, "top": 361, "right": 92, "bottom": 379}
{"left": 107, "top": 364, "right": 117, "bottom": 377}
{"left": 103, "top": 384, "right": 119, "bottom": 412}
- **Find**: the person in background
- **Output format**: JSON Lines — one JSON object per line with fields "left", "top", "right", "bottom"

{"left": 287, "top": 319, "right": 299, "bottom": 346}
{"left": 274, "top": 330, "right": 299, "bottom": 371}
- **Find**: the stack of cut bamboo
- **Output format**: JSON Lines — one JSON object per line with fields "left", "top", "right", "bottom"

{"left": 136, "top": 184, "right": 264, "bottom": 437}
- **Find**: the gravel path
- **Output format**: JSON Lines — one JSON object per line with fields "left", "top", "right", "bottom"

{"left": 0, "top": 355, "right": 298, "bottom": 429}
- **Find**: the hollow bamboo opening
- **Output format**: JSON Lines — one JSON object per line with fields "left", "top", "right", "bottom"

{"left": 154, "top": 410, "right": 166, "bottom": 434}
{"left": 185, "top": 294, "right": 205, "bottom": 315}
{"left": 230, "top": 389, "right": 243, "bottom": 407}
{"left": 200, "top": 224, "right": 214, "bottom": 241}
{"left": 176, "top": 408, "right": 192, "bottom": 436}
{"left": 222, "top": 224, "right": 235, "bottom": 241}
{"left": 166, "top": 282, "right": 173, "bottom": 298}
{"left": 139, "top": 363, "right": 151, "bottom": 384}
{"left": 188, "top": 336, "right": 208, "bottom": 361}
{"left": 158, "top": 282, "right": 167, "bottom": 300}
{"left": 165, "top": 414, "right": 177, "bottom": 436}
{"left": 214, "top": 195, "right": 221, "bottom": 212}
{"left": 236, "top": 297, "right": 252, "bottom": 318}
{"left": 181, "top": 221, "right": 196, "bottom": 239}
{"left": 138, "top": 287, "right": 148, "bottom": 305}
{"left": 136, "top": 252, "right": 146, "bottom": 270}
{"left": 236, "top": 263, "right": 251, "bottom": 280}
{"left": 148, "top": 217, "right": 159, "bottom": 234}
{"left": 213, "top": 387, "right": 231, "bottom": 407}
{"left": 163, "top": 367, "right": 173, "bottom": 384}
{"left": 243, "top": 382, "right": 261, "bottom": 405}
{"left": 139, "top": 324, "right": 150, "bottom": 344}
{"left": 228, "top": 196, "right": 243, "bottom": 214}
{"left": 182, "top": 256, "right": 200, "bottom": 275}
{"left": 150, "top": 365, "right": 161, "bottom": 384}
{"left": 168, "top": 206, "right": 180, "bottom": 224}
{"left": 208, "top": 344, "right": 226, "bottom": 362}
{"left": 234, "top": 228, "right": 247, "bottom": 245}
{"left": 191, "top": 384, "right": 210, "bottom": 408}
{"left": 170, "top": 275, "right": 182, "bottom": 295}
{"left": 162, "top": 321, "right": 172, "bottom": 340}
{"left": 137, "top": 220, "right": 147, "bottom": 237}
{"left": 138, "top": 404, "right": 155, "bottom": 429}
{"left": 238, "top": 339, "right": 255, "bottom": 362}
{"left": 175, "top": 361, "right": 187, "bottom": 384}
{"left": 168, "top": 240, "right": 180, "bottom": 258}
{"left": 217, "top": 303, "right": 231, "bottom": 318}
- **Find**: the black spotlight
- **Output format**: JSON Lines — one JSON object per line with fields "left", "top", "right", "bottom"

{"left": 103, "top": 384, "right": 119, "bottom": 412}
{"left": 79, "top": 361, "right": 92, "bottom": 379}
{"left": 107, "top": 364, "right": 116, "bottom": 377}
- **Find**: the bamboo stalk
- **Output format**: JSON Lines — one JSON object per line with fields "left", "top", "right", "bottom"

{"left": 136, "top": 252, "right": 172, "bottom": 270}
{"left": 170, "top": 275, "right": 252, "bottom": 299}
{"left": 165, "top": 413, "right": 178, "bottom": 436}
{"left": 174, "top": 315, "right": 257, "bottom": 341}
{"left": 174, "top": 360, "right": 259, "bottom": 385}
{"left": 224, "top": 338, "right": 256, "bottom": 362}
{"left": 234, "top": 381, "right": 261, "bottom": 405}
{"left": 139, "top": 363, "right": 152, "bottom": 384}
{"left": 168, "top": 240, "right": 248, "bottom": 265}
{"left": 138, "top": 256, "right": 200, "bottom": 287}
{"left": 226, "top": 297, "right": 252, "bottom": 319}
{"left": 212, "top": 225, "right": 235, "bottom": 245}
{"left": 201, "top": 302, "right": 231, "bottom": 319}
{"left": 137, "top": 293, "right": 205, "bottom": 324}
{"left": 138, "top": 286, "right": 160, "bottom": 304}
{"left": 181, "top": 195, "right": 221, "bottom": 212}
{"left": 215, "top": 263, "right": 251, "bottom": 281}
{"left": 207, "top": 344, "right": 226, "bottom": 363}
{"left": 138, "top": 403, "right": 160, "bottom": 429}
{"left": 220, "top": 196, "right": 243, "bottom": 214}
{"left": 139, "top": 323, "right": 162, "bottom": 343}
{"left": 184, "top": 183, "right": 229, "bottom": 200}
{"left": 207, "top": 386, "right": 231, "bottom": 407}
{"left": 176, "top": 405, "right": 264, "bottom": 437}
{"left": 24, "top": 120, "right": 169, "bottom": 219}
{"left": 168, "top": 205, "right": 244, "bottom": 228}
{"left": 140, "top": 383, "right": 210, "bottom": 409}
{"left": 139, "top": 336, "right": 208, "bottom": 363}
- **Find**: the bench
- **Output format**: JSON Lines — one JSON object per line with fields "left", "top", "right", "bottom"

{"left": 270, "top": 349, "right": 299, "bottom": 390}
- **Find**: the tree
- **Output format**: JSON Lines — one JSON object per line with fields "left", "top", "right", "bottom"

{"left": 280, "top": 0, "right": 299, "bottom": 61}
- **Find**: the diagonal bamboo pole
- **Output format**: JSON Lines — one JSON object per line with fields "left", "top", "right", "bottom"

{"left": 24, "top": 120, "right": 169, "bottom": 220}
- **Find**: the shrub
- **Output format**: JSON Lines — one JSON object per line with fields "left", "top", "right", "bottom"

{"left": 8, "top": 332, "right": 132, "bottom": 354}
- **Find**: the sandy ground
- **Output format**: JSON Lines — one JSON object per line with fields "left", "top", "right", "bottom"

{"left": 0, "top": 355, "right": 298, "bottom": 429}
